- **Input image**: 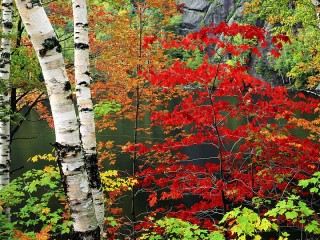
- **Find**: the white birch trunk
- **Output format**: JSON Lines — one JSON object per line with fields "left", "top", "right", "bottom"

{"left": 0, "top": 0, "right": 13, "bottom": 210}
{"left": 14, "top": 1, "right": 100, "bottom": 238}
{"left": 72, "top": 0, "right": 104, "bottom": 231}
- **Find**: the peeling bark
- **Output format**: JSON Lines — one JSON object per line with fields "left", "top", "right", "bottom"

{"left": 14, "top": 1, "right": 99, "bottom": 237}
{"left": 72, "top": 0, "right": 104, "bottom": 233}
{"left": 0, "top": 0, "right": 13, "bottom": 218}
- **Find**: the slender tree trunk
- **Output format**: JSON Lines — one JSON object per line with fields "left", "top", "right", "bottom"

{"left": 131, "top": 86, "right": 140, "bottom": 240}
{"left": 0, "top": 1, "right": 13, "bottom": 217}
{"left": 14, "top": 1, "right": 100, "bottom": 238}
{"left": 131, "top": 8, "right": 144, "bottom": 238}
{"left": 72, "top": 0, "right": 104, "bottom": 232}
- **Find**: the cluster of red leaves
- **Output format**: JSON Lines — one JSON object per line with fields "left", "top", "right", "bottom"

{"left": 133, "top": 22, "right": 319, "bottom": 234}
{"left": 161, "top": 23, "right": 267, "bottom": 54}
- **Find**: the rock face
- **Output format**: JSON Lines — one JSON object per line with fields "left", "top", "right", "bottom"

{"left": 180, "top": 0, "right": 245, "bottom": 35}
{"left": 180, "top": 0, "right": 320, "bottom": 90}
{"left": 180, "top": 0, "right": 285, "bottom": 86}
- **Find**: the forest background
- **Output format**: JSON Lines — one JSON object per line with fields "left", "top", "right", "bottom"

{"left": 0, "top": 0, "right": 320, "bottom": 239}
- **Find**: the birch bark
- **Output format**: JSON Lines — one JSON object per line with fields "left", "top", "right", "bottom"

{"left": 0, "top": 1, "right": 13, "bottom": 217}
{"left": 72, "top": 0, "right": 104, "bottom": 230}
{"left": 14, "top": 1, "right": 100, "bottom": 238}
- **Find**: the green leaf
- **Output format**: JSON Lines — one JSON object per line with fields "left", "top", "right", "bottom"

{"left": 282, "top": 232, "right": 290, "bottom": 237}
{"left": 260, "top": 218, "right": 272, "bottom": 231}
{"left": 310, "top": 187, "right": 319, "bottom": 193}
{"left": 305, "top": 223, "right": 316, "bottom": 233}
{"left": 314, "top": 172, "right": 320, "bottom": 177}
{"left": 305, "top": 221, "right": 320, "bottom": 234}
{"left": 106, "top": 216, "right": 117, "bottom": 227}
{"left": 208, "top": 231, "right": 225, "bottom": 240}
{"left": 299, "top": 219, "right": 306, "bottom": 224}
{"left": 285, "top": 211, "right": 298, "bottom": 220}
{"left": 298, "top": 202, "right": 314, "bottom": 216}
{"left": 254, "top": 235, "right": 262, "bottom": 240}
{"left": 265, "top": 209, "right": 277, "bottom": 217}
{"left": 94, "top": 101, "right": 121, "bottom": 117}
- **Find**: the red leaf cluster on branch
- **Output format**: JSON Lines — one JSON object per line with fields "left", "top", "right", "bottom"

{"left": 134, "top": 22, "right": 319, "bottom": 235}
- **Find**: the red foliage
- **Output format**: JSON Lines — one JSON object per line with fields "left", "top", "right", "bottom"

{"left": 134, "top": 22, "right": 319, "bottom": 231}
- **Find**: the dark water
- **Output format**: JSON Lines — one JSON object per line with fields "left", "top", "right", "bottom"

{"left": 11, "top": 99, "right": 315, "bottom": 191}
{"left": 11, "top": 110, "right": 55, "bottom": 179}
{"left": 11, "top": 94, "right": 314, "bottom": 178}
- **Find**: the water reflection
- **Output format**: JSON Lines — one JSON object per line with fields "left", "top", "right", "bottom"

{"left": 11, "top": 110, "right": 55, "bottom": 179}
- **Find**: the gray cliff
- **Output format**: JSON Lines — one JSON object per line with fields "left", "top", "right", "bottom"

{"left": 180, "top": 0, "right": 286, "bottom": 86}
{"left": 180, "top": 0, "right": 245, "bottom": 35}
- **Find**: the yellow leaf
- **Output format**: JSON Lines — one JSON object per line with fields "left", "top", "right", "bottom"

{"left": 29, "top": 156, "right": 39, "bottom": 162}
{"left": 44, "top": 166, "right": 55, "bottom": 173}
{"left": 254, "top": 235, "right": 262, "bottom": 240}
{"left": 41, "top": 208, "right": 50, "bottom": 214}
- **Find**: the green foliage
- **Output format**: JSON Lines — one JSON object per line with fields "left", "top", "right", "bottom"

{"left": 245, "top": 0, "right": 318, "bottom": 34}
{"left": 304, "top": 220, "right": 320, "bottom": 234}
{"left": 266, "top": 195, "right": 313, "bottom": 220}
{"left": 165, "top": 48, "right": 205, "bottom": 69}
{"left": 140, "top": 217, "right": 225, "bottom": 240}
{"left": 166, "top": 14, "right": 183, "bottom": 33}
{"left": 106, "top": 216, "right": 117, "bottom": 227}
{"left": 94, "top": 101, "right": 121, "bottom": 117}
{"left": 99, "top": 0, "right": 131, "bottom": 12}
{"left": 0, "top": 179, "right": 25, "bottom": 208}
{"left": 0, "top": 159, "right": 72, "bottom": 238}
{"left": 247, "top": 173, "right": 320, "bottom": 237}
{"left": 0, "top": 107, "right": 11, "bottom": 122}
{"left": 9, "top": 110, "right": 25, "bottom": 125}
{"left": 298, "top": 171, "right": 320, "bottom": 194}
{"left": 244, "top": 0, "right": 320, "bottom": 89}
{"left": 220, "top": 207, "right": 277, "bottom": 239}
{"left": 0, "top": 213, "right": 14, "bottom": 239}
{"left": 265, "top": 194, "right": 320, "bottom": 235}
{"left": 0, "top": 179, "right": 24, "bottom": 238}
{"left": 225, "top": 33, "right": 257, "bottom": 67}
{"left": 267, "top": 27, "right": 319, "bottom": 88}
{"left": 10, "top": 46, "right": 43, "bottom": 90}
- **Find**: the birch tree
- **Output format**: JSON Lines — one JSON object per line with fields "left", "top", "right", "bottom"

{"left": 14, "top": 1, "right": 100, "bottom": 238}
{"left": 0, "top": 0, "right": 13, "bottom": 210}
{"left": 72, "top": 0, "right": 104, "bottom": 230}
